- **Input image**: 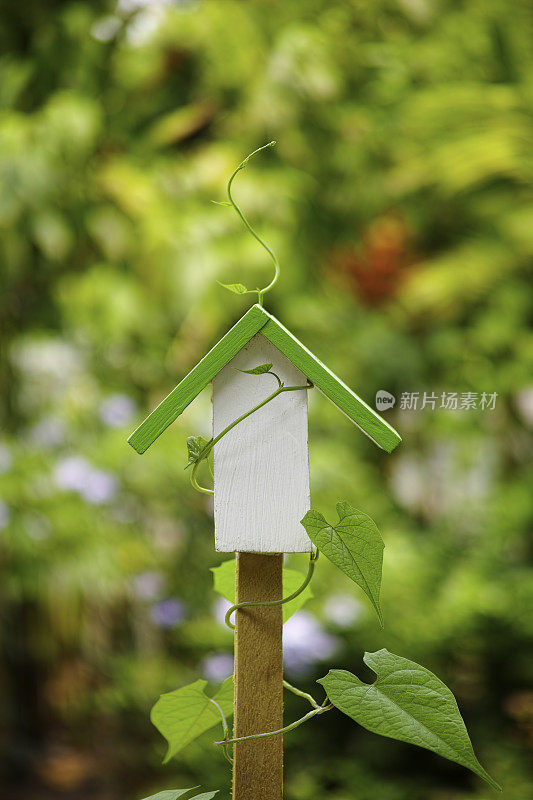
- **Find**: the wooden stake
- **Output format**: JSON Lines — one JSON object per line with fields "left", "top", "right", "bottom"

{"left": 233, "top": 552, "right": 283, "bottom": 800}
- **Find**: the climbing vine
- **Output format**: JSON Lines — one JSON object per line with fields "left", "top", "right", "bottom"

{"left": 139, "top": 147, "right": 501, "bottom": 800}
{"left": 185, "top": 363, "right": 312, "bottom": 496}
{"left": 216, "top": 141, "right": 279, "bottom": 306}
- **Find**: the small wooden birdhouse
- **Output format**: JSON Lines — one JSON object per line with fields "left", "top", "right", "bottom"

{"left": 128, "top": 304, "right": 401, "bottom": 554}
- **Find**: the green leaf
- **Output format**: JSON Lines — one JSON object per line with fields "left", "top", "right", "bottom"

{"left": 237, "top": 363, "right": 273, "bottom": 375}
{"left": 140, "top": 791, "right": 218, "bottom": 800}
{"left": 211, "top": 559, "right": 312, "bottom": 624}
{"left": 186, "top": 435, "right": 210, "bottom": 466}
{"left": 218, "top": 282, "right": 250, "bottom": 294}
{"left": 140, "top": 790, "right": 200, "bottom": 800}
{"left": 318, "top": 649, "right": 501, "bottom": 792}
{"left": 151, "top": 677, "right": 233, "bottom": 762}
{"left": 211, "top": 200, "right": 232, "bottom": 206}
{"left": 300, "top": 502, "right": 384, "bottom": 625}
{"left": 189, "top": 794, "right": 218, "bottom": 800}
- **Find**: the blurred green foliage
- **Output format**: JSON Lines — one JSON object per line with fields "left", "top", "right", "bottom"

{"left": 0, "top": 0, "right": 532, "bottom": 798}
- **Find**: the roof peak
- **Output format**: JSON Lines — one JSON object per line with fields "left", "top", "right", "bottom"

{"left": 128, "top": 305, "right": 401, "bottom": 454}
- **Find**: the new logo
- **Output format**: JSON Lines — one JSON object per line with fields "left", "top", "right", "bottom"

{"left": 375, "top": 390, "right": 396, "bottom": 411}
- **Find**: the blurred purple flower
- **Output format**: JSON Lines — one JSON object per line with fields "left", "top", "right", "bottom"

{"left": 99, "top": 394, "right": 136, "bottom": 428}
{"left": 0, "top": 502, "right": 10, "bottom": 530}
{"left": 0, "top": 444, "right": 12, "bottom": 474}
{"left": 54, "top": 456, "right": 91, "bottom": 491}
{"left": 28, "top": 416, "right": 66, "bottom": 448}
{"left": 201, "top": 653, "right": 234, "bottom": 682}
{"left": 54, "top": 456, "right": 118, "bottom": 504}
{"left": 150, "top": 598, "right": 186, "bottom": 628}
{"left": 323, "top": 594, "right": 362, "bottom": 628}
{"left": 213, "top": 596, "right": 233, "bottom": 627}
{"left": 133, "top": 570, "right": 164, "bottom": 600}
{"left": 78, "top": 469, "right": 118, "bottom": 504}
{"left": 283, "top": 611, "right": 340, "bottom": 676}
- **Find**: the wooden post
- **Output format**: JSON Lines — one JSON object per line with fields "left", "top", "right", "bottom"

{"left": 233, "top": 552, "right": 283, "bottom": 800}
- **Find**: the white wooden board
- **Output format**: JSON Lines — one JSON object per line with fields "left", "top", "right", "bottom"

{"left": 213, "top": 333, "right": 312, "bottom": 553}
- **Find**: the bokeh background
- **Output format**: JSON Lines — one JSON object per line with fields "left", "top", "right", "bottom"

{"left": 1, "top": 1, "right": 533, "bottom": 798}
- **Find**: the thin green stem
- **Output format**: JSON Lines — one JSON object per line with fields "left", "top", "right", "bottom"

{"left": 225, "top": 549, "right": 318, "bottom": 630}
{"left": 265, "top": 370, "right": 283, "bottom": 389}
{"left": 190, "top": 458, "right": 214, "bottom": 495}
{"left": 212, "top": 387, "right": 283, "bottom": 448}
{"left": 214, "top": 703, "right": 332, "bottom": 746}
{"left": 188, "top": 374, "right": 312, "bottom": 497}
{"left": 226, "top": 141, "right": 280, "bottom": 305}
{"left": 211, "top": 381, "right": 310, "bottom": 451}
{"left": 283, "top": 680, "right": 321, "bottom": 710}
{"left": 208, "top": 698, "right": 233, "bottom": 764}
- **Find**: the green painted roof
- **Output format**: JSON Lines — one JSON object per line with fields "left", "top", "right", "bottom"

{"left": 128, "top": 304, "right": 401, "bottom": 454}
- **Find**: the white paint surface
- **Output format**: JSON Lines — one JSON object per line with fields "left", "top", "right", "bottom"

{"left": 213, "top": 334, "right": 312, "bottom": 553}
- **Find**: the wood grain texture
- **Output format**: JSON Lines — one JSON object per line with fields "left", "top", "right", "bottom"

{"left": 233, "top": 552, "right": 283, "bottom": 800}
{"left": 128, "top": 305, "right": 268, "bottom": 454}
{"left": 213, "top": 334, "right": 312, "bottom": 553}
{"left": 128, "top": 303, "right": 401, "bottom": 455}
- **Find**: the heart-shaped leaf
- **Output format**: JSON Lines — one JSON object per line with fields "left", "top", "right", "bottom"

{"left": 218, "top": 282, "right": 250, "bottom": 294}
{"left": 318, "top": 649, "right": 501, "bottom": 792}
{"left": 151, "top": 677, "right": 233, "bottom": 762}
{"left": 300, "top": 502, "right": 383, "bottom": 625}
{"left": 186, "top": 435, "right": 211, "bottom": 466}
{"left": 237, "top": 363, "right": 273, "bottom": 375}
{"left": 211, "top": 559, "right": 312, "bottom": 624}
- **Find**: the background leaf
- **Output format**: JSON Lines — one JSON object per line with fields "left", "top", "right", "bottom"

{"left": 211, "top": 559, "right": 312, "bottom": 623}
{"left": 150, "top": 678, "right": 233, "bottom": 762}
{"left": 301, "top": 502, "right": 383, "bottom": 625}
{"left": 318, "top": 649, "right": 501, "bottom": 791}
